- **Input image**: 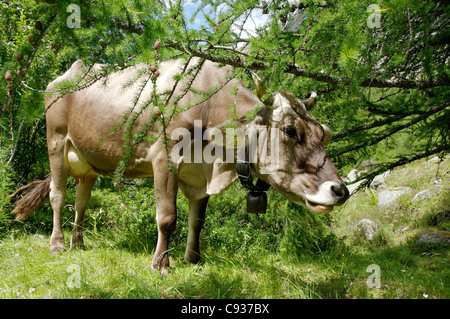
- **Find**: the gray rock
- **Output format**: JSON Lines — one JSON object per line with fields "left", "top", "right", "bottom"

{"left": 346, "top": 170, "right": 391, "bottom": 195}
{"left": 425, "top": 156, "right": 440, "bottom": 163}
{"left": 416, "top": 229, "right": 450, "bottom": 246}
{"left": 357, "top": 219, "right": 378, "bottom": 241}
{"left": 412, "top": 189, "right": 432, "bottom": 202}
{"left": 344, "top": 169, "right": 360, "bottom": 184}
{"left": 378, "top": 188, "right": 414, "bottom": 207}
{"left": 346, "top": 179, "right": 365, "bottom": 195}
{"left": 370, "top": 173, "right": 388, "bottom": 191}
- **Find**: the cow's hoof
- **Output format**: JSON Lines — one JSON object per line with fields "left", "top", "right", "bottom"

{"left": 50, "top": 233, "right": 65, "bottom": 253}
{"left": 184, "top": 252, "right": 201, "bottom": 264}
{"left": 69, "top": 235, "right": 85, "bottom": 250}
{"left": 160, "top": 267, "right": 169, "bottom": 278}
{"left": 151, "top": 264, "right": 170, "bottom": 277}
{"left": 50, "top": 242, "right": 65, "bottom": 253}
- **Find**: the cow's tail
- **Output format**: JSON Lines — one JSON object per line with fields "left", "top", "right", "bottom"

{"left": 8, "top": 174, "right": 52, "bottom": 221}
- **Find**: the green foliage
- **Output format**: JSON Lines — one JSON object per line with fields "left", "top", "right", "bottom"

{"left": 0, "top": 158, "right": 449, "bottom": 299}
{"left": 86, "top": 183, "right": 160, "bottom": 253}
{"left": 1, "top": 0, "right": 449, "bottom": 299}
{"left": 0, "top": 157, "right": 14, "bottom": 235}
{"left": 1, "top": 0, "right": 448, "bottom": 182}
{"left": 203, "top": 185, "right": 284, "bottom": 255}
{"left": 279, "top": 202, "right": 340, "bottom": 258}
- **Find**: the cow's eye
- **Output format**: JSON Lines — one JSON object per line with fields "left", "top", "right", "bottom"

{"left": 283, "top": 127, "right": 297, "bottom": 139}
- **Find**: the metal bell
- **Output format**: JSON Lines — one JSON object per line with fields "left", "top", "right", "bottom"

{"left": 246, "top": 191, "right": 267, "bottom": 214}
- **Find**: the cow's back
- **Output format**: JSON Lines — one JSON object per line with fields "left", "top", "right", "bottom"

{"left": 44, "top": 58, "right": 242, "bottom": 177}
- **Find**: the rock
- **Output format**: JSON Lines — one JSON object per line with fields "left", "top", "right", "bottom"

{"left": 378, "top": 188, "right": 414, "bottom": 208}
{"left": 346, "top": 179, "right": 365, "bottom": 195}
{"left": 425, "top": 156, "right": 440, "bottom": 163}
{"left": 370, "top": 172, "right": 388, "bottom": 191}
{"left": 416, "top": 229, "right": 450, "bottom": 246}
{"left": 357, "top": 219, "right": 378, "bottom": 241}
{"left": 432, "top": 179, "right": 443, "bottom": 192}
{"left": 395, "top": 226, "right": 409, "bottom": 234}
{"left": 344, "top": 169, "right": 360, "bottom": 184}
{"left": 345, "top": 169, "right": 391, "bottom": 195}
{"left": 412, "top": 189, "right": 432, "bottom": 202}
{"left": 344, "top": 168, "right": 364, "bottom": 195}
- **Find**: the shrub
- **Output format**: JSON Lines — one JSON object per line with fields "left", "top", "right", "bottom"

{"left": 0, "top": 161, "right": 14, "bottom": 238}
{"left": 372, "top": 225, "right": 394, "bottom": 247}
{"left": 279, "top": 202, "right": 340, "bottom": 258}
{"left": 89, "top": 185, "right": 160, "bottom": 253}
{"left": 203, "top": 186, "right": 284, "bottom": 255}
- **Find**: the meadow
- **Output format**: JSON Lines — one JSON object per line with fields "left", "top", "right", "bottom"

{"left": 1, "top": 0, "right": 449, "bottom": 302}
{"left": 0, "top": 157, "right": 448, "bottom": 299}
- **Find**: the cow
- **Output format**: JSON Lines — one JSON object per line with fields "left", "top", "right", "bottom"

{"left": 10, "top": 58, "right": 349, "bottom": 276}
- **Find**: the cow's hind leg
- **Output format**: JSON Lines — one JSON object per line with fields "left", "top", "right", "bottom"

{"left": 70, "top": 176, "right": 97, "bottom": 249}
{"left": 185, "top": 196, "right": 209, "bottom": 264}
{"left": 151, "top": 156, "right": 178, "bottom": 277}
{"left": 48, "top": 151, "right": 68, "bottom": 253}
{"left": 49, "top": 176, "right": 67, "bottom": 252}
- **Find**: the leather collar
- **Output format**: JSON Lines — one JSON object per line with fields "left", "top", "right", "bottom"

{"left": 236, "top": 160, "right": 270, "bottom": 192}
{"left": 236, "top": 160, "right": 270, "bottom": 214}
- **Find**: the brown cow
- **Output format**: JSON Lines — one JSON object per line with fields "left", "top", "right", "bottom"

{"left": 10, "top": 58, "right": 348, "bottom": 276}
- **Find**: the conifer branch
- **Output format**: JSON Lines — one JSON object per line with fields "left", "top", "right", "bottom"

{"left": 165, "top": 42, "right": 450, "bottom": 89}
{"left": 333, "top": 101, "right": 450, "bottom": 157}
{"left": 352, "top": 144, "right": 450, "bottom": 191}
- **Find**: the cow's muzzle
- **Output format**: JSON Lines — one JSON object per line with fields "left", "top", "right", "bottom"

{"left": 304, "top": 181, "right": 349, "bottom": 213}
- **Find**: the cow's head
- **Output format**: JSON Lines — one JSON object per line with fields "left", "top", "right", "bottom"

{"left": 248, "top": 73, "right": 349, "bottom": 213}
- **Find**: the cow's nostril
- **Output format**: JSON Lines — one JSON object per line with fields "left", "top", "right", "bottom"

{"left": 331, "top": 183, "right": 348, "bottom": 200}
{"left": 331, "top": 184, "right": 343, "bottom": 197}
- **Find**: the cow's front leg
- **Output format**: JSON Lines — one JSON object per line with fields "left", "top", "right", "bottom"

{"left": 185, "top": 196, "right": 209, "bottom": 264}
{"left": 151, "top": 158, "right": 178, "bottom": 277}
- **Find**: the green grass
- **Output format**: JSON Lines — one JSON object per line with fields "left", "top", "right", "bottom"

{"left": 0, "top": 157, "right": 449, "bottom": 299}
{"left": 2, "top": 231, "right": 447, "bottom": 299}
{"left": 0, "top": 232, "right": 325, "bottom": 298}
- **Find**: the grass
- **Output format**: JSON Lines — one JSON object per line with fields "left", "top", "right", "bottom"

{"left": 331, "top": 155, "right": 450, "bottom": 298}
{"left": 0, "top": 233, "right": 365, "bottom": 299}
{"left": 0, "top": 156, "right": 449, "bottom": 299}
{"left": 2, "top": 232, "right": 447, "bottom": 299}
{"left": 0, "top": 233, "right": 321, "bottom": 299}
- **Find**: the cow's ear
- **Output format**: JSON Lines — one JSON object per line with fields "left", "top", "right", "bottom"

{"left": 302, "top": 91, "right": 317, "bottom": 110}
{"left": 321, "top": 124, "right": 332, "bottom": 146}
{"left": 203, "top": 123, "right": 260, "bottom": 194}
{"left": 205, "top": 161, "right": 238, "bottom": 195}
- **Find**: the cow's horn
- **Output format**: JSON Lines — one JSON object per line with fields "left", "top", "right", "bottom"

{"left": 321, "top": 124, "right": 332, "bottom": 146}
{"left": 303, "top": 91, "right": 317, "bottom": 110}
{"left": 251, "top": 72, "right": 267, "bottom": 100}
{"left": 251, "top": 72, "right": 274, "bottom": 106}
